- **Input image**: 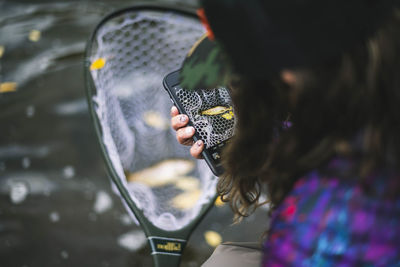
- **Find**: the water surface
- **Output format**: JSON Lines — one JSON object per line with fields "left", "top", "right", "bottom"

{"left": 0, "top": 0, "right": 268, "bottom": 266}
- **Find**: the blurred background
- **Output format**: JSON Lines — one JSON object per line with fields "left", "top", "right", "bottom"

{"left": 0, "top": 0, "right": 268, "bottom": 266}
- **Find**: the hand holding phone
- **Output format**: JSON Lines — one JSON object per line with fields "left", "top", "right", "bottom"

{"left": 164, "top": 70, "right": 235, "bottom": 176}
{"left": 170, "top": 106, "right": 205, "bottom": 158}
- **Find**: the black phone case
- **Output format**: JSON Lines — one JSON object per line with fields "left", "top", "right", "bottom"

{"left": 163, "top": 70, "right": 225, "bottom": 176}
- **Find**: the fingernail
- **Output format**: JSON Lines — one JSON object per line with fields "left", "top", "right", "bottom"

{"left": 185, "top": 127, "right": 193, "bottom": 135}
{"left": 196, "top": 140, "right": 203, "bottom": 146}
{"left": 180, "top": 115, "right": 187, "bottom": 122}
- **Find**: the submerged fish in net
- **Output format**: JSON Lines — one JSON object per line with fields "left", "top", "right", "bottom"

{"left": 200, "top": 106, "right": 234, "bottom": 120}
{"left": 200, "top": 106, "right": 233, "bottom": 116}
{"left": 171, "top": 189, "right": 202, "bottom": 210}
{"left": 174, "top": 176, "right": 200, "bottom": 191}
{"left": 126, "top": 159, "right": 195, "bottom": 187}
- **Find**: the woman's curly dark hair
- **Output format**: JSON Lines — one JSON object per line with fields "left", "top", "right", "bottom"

{"left": 218, "top": 8, "right": 400, "bottom": 220}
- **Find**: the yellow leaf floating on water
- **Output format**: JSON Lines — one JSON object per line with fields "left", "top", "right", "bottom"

{"left": 29, "top": 30, "right": 41, "bottom": 42}
{"left": 126, "top": 159, "right": 194, "bottom": 187}
{"left": 204, "top": 231, "right": 222, "bottom": 247}
{"left": 143, "top": 111, "right": 169, "bottom": 130}
{"left": 0, "top": 82, "right": 17, "bottom": 93}
{"left": 0, "top": 46, "right": 4, "bottom": 58}
{"left": 214, "top": 196, "right": 225, "bottom": 207}
{"left": 171, "top": 189, "right": 201, "bottom": 210}
{"left": 90, "top": 58, "right": 106, "bottom": 70}
{"left": 175, "top": 176, "right": 200, "bottom": 191}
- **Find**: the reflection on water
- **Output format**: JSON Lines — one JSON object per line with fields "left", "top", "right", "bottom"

{"left": 0, "top": 0, "right": 267, "bottom": 266}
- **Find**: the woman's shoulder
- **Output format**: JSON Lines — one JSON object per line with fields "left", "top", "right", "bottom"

{"left": 263, "top": 156, "right": 400, "bottom": 266}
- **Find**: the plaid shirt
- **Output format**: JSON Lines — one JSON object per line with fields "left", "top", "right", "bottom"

{"left": 263, "top": 157, "right": 400, "bottom": 266}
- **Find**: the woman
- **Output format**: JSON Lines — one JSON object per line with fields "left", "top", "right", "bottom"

{"left": 172, "top": 0, "right": 400, "bottom": 265}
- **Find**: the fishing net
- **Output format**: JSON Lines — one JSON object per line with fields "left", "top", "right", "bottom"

{"left": 87, "top": 8, "right": 217, "bottom": 231}
{"left": 175, "top": 86, "right": 235, "bottom": 149}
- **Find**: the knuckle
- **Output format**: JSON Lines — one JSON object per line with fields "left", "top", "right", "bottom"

{"left": 172, "top": 117, "right": 182, "bottom": 130}
{"left": 172, "top": 116, "right": 186, "bottom": 130}
{"left": 190, "top": 145, "right": 199, "bottom": 158}
{"left": 178, "top": 128, "right": 185, "bottom": 138}
{"left": 177, "top": 129, "right": 189, "bottom": 142}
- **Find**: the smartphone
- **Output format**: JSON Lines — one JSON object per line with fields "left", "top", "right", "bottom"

{"left": 163, "top": 70, "right": 235, "bottom": 176}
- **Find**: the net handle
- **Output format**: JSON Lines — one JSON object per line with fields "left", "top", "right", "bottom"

{"left": 153, "top": 253, "right": 181, "bottom": 267}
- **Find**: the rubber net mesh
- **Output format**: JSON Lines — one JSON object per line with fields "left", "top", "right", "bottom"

{"left": 88, "top": 10, "right": 217, "bottom": 231}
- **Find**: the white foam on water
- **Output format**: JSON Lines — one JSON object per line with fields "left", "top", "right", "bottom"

{"left": 119, "top": 214, "right": 133, "bottom": 226}
{"left": 49, "top": 211, "right": 60, "bottom": 222}
{"left": 54, "top": 98, "right": 87, "bottom": 115}
{"left": 1, "top": 173, "right": 55, "bottom": 197}
{"left": 62, "top": 165, "right": 75, "bottom": 179}
{"left": 93, "top": 190, "right": 113, "bottom": 214}
{"left": 117, "top": 230, "right": 147, "bottom": 252}
{"left": 9, "top": 181, "right": 29, "bottom": 204}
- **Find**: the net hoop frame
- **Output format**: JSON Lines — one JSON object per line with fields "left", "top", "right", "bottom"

{"left": 84, "top": 3, "right": 218, "bottom": 267}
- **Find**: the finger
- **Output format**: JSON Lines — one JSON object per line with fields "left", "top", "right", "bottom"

{"left": 170, "top": 106, "right": 179, "bottom": 117}
{"left": 171, "top": 114, "right": 189, "bottom": 131}
{"left": 190, "top": 140, "right": 204, "bottom": 159}
{"left": 176, "top": 126, "right": 195, "bottom": 146}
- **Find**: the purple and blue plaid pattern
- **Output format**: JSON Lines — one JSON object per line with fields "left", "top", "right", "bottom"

{"left": 263, "top": 157, "right": 400, "bottom": 266}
